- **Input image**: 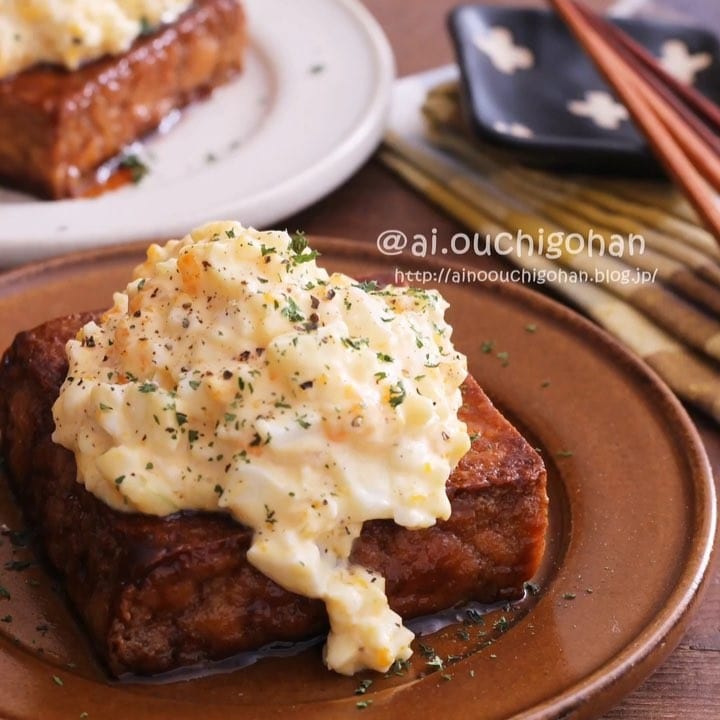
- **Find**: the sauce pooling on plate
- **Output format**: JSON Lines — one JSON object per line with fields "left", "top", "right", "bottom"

{"left": 52, "top": 221, "right": 470, "bottom": 675}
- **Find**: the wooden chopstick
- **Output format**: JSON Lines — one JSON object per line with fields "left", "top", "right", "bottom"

{"left": 549, "top": 0, "right": 720, "bottom": 244}
{"left": 576, "top": 5, "right": 720, "bottom": 168}
{"left": 576, "top": 7, "right": 720, "bottom": 157}
{"left": 565, "top": 0, "right": 720, "bottom": 176}
{"left": 573, "top": 2, "right": 720, "bottom": 135}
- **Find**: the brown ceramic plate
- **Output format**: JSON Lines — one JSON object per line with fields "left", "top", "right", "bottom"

{"left": 0, "top": 238, "right": 716, "bottom": 720}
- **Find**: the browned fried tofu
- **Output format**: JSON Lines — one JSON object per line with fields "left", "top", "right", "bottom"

{"left": 0, "top": 314, "right": 547, "bottom": 676}
{"left": 0, "top": 0, "right": 245, "bottom": 199}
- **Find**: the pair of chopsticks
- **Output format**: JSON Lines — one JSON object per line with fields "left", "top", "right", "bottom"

{"left": 549, "top": 0, "right": 720, "bottom": 244}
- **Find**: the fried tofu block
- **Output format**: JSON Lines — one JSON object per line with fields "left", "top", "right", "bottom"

{"left": 0, "top": 314, "right": 547, "bottom": 675}
{"left": 0, "top": 0, "right": 245, "bottom": 199}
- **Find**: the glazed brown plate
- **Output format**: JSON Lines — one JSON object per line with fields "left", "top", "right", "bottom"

{"left": 0, "top": 238, "right": 715, "bottom": 720}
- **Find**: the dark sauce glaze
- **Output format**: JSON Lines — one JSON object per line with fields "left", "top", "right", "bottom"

{"left": 80, "top": 110, "right": 182, "bottom": 198}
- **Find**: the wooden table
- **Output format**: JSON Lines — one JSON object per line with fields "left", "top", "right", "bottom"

{"left": 288, "top": 0, "right": 720, "bottom": 717}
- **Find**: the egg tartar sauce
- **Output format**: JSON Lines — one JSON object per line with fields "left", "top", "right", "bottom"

{"left": 0, "top": 0, "right": 193, "bottom": 78}
{"left": 52, "top": 222, "right": 470, "bottom": 675}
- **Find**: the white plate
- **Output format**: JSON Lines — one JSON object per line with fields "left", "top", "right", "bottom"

{"left": 0, "top": 0, "right": 395, "bottom": 266}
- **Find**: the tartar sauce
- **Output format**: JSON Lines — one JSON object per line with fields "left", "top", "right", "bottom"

{"left": 52, "top": 222, "right": 470, "bottom": 675}
{"left": 0, "top": 0, "right": 193, "bottom": 78}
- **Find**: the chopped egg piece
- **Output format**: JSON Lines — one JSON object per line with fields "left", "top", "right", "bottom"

{"left": 52, "top": 221, "right": 470, "bottom": 675}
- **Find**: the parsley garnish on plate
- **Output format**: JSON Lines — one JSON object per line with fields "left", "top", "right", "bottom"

{"left": 118, "top": 154, "right": 149, "bottom": 184}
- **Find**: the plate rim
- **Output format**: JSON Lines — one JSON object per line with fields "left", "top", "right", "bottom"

{"left": 0, "top": 237, "right": 716, "bottom": 720}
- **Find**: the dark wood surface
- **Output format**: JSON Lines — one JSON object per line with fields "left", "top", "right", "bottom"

{"left": 288, "top": 1, "right": 720, "bottom": 717}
